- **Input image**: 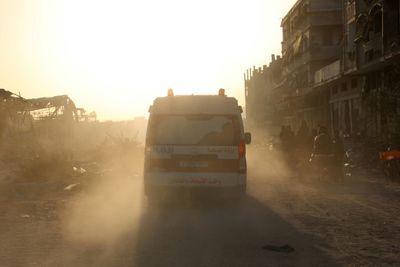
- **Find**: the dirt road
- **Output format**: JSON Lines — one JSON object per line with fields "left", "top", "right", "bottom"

{"left": 0, "top": 149, "right": 400, "bottom": 266}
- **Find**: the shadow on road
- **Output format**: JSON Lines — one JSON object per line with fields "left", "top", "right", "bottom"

{"left": 128, "top": 195, "right": 338, "bottom": 267}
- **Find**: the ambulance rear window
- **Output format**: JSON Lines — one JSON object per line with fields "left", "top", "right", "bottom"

{"left": 150, "top": 115, "right": 240, "bottom": 146}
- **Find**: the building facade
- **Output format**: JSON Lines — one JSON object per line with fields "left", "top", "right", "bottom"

{"left": 245, "top": 0, "right": 400, "bottom": 143}
{"left": 316, "top": 0, "right": 400, "bottom": 138}
{"left": 245, "top": 55, "right": 283, "bottom": 133}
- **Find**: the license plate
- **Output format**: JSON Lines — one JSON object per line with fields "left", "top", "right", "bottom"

{"left": 174, "top": 177, "right": 222, "bottom": 186}
{"left": 179, "top": 161, "right": 208, "bottom": 168}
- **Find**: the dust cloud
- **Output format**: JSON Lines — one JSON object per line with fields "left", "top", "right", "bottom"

{"left": 62, "top": 173, "right": 143, "bottom": 246}
{"left": 58, "top": 121, "right": 147, "bottom": 248}
{"left": 60, "top": 126, "right": 286, "bottom": 250}
{"left": 247, "top": 127, "right": 292, "bottom": 180}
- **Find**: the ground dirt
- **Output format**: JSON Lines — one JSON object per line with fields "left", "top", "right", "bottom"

{"left": 0, "top": 147, "right": 399, "bottom": 267}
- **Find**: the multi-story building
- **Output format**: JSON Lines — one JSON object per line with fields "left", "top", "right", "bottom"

{"left": 355, "top": 0, "right": 400, "bottom": 139}
{"left": 245, "top": 55, "right": 284, "bottom": 133}
{"left": 245, "top": 0, "right": 400, "bottom": 143}
{"left": 279, "top": 0, "right": 343, "bottom": 130}
{"left": 314, "top": 0, "right": 400, "bottom": 139}
{"left": 245, "top": 65, "right": 268, "bottom": 129}
{"left": 313, "top": 0, "right": 361, "bottom": 136}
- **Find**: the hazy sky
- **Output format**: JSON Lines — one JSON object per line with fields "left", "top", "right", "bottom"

{"left": 0, "top": 0, "right": 296, "bottom": 120}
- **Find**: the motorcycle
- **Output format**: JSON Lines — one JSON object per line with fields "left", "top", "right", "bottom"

{"left": 309, "top": 152, "right": 349, "bottom": 183}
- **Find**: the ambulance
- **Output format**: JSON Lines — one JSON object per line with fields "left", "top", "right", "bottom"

{"left": 144, "top": 89, "right": 251, "bottom": 202}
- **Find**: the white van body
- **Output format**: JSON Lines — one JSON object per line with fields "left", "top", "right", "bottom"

{"left": 144, "top": 93, "right": 250, "bottom": 201}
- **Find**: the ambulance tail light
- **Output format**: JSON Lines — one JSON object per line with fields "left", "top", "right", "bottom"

{"left": 239, "top": 142, "right": 247, "bottom": 173}
{"left": 239, "top": 142, "right": 246, "bottom": 158}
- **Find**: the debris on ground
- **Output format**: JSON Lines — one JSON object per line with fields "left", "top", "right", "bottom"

{"left": 72, "top": 167, "right": 87, "bottom": 175}
{"left": 64, "top": 183, "right": 80, "bottom": 191}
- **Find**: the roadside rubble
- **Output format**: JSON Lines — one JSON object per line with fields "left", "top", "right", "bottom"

{"left": 0, "top": 87, "right": 143, "bottom": 179}
{"left": 64, "top": 183, "right": 80, "bottom": 191}
{"left": 72, "top": 167, "right": 86, "bottom": 175}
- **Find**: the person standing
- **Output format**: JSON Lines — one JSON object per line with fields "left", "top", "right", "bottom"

{"left": 296, "top": 120, "right": 309, "bottom": 144}
{"left": 313, "top": 126, "right": 332, "bottom": 155}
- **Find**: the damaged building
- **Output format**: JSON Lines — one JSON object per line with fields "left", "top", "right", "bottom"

{"left": 0, "top": 88, "right": 96, "bottom": 140}
{"left": 279, "top": 0, "right": 343, "bottom": 130}
{"left": 245, "top": 0, "right": 400, "bottom": 143}
{"left": 0, "top": 88, "right": 99, "bottom": 163}
{"left": 245, "top": 55, "right": 283, "bottom": 133}
{"left": 245, "top": 0, "right": 343, "bottom": 133}
{"left": 0, "top": 89, "right": 31, "bottom": 137}
{"left": 314, "top": 0, "right": 400, "bottom": 139}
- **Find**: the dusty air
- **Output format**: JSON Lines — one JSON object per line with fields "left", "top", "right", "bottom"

{"left": 1, "top": 0, "right": 400, "bottom": 266}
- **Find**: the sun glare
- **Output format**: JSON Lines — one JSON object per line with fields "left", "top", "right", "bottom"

{"left": 52, "top": 0, "right": 253, "bottom": 118}
{"left": 0, "top": 0, "right": 296, "bottom": 120}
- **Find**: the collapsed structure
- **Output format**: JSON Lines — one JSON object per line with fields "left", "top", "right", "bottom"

{"left": 0, "top": 88, "right": 100, "bottom": 169}
{"left": 0, "top": 88, "right": 96, "bottom": 138}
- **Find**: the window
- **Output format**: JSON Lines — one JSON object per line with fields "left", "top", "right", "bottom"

{"left": 150, "top": 115, "right": 240, "bottom": 146}
{"left": 373, "top": 11, "right": 382, "bottom": 33}
{"left": 332, "top": 85, "right": 338, "bottom": 95}
{"left": 387, "top": 0, "right": 400, "bottom": 33}
{"left": 341, "top": 82, "right": 348, "bottom": 92}
{"left": 323, "top": 31, "right": 332, "bottom": 45}
{"left": 351, "top": 78, "right": 358, "bottom": 89}
{"left": 369, "top": 5, "right": 383, "bottom": 35}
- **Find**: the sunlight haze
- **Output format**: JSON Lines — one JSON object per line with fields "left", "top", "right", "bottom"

{"left": 0, "top": 0, "right": 296, "bottom": 120}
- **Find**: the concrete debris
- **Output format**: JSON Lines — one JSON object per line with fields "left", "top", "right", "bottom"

{"left": 73, "top": 167, "right": 87, "bottom": 175}
{"left": 64, "top": 183, "right": 80, "bottom": 191}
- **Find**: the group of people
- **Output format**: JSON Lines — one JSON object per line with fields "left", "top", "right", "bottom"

{"left": 279, "top": 121, "right": 314, "bottom": 154}
{"left": 279, "top": 120, "right": 344, "bottom": 155}
{"left": 279, "top": 120, "right": 345, "bottom": 180}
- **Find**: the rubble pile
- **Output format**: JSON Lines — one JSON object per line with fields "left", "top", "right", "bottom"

{"left": 0, "top": 88, "right": 144, "bottom": 181}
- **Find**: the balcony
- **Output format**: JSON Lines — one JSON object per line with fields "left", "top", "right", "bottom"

{"left": 309, "top": 12, "right": 342, "bottom": 26}
{"left": 283, "top": 45, "right": 341, "bottom": 74}
{"left": 310, "top": 45, "right": 342, "bottom": 61}
{"left": 363, "top": 33, "right": 383, "bottom": 53}
{"left": 314, "top": 60, "right": 341, "bottom": 85}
